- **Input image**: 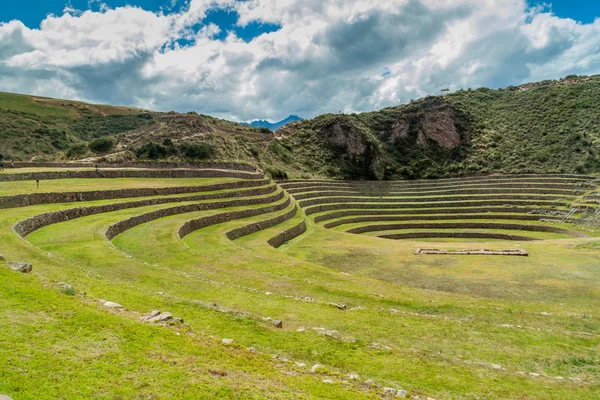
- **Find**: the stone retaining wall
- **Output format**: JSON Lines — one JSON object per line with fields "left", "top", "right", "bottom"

{"left": 178, "top": 198, "right": 291, "bottom": 239}
{"left": 0, "top": 179, "right": 271, "bottom": 209}
{"left": 277, "top": 174, "right": 594, "bottom": 185}
{"left": 346, "top": 222, "right": 589, "bottom": 237}
{"left": 226, "top": 206, "right": 299, "bottom": 241}
{"left": 290, "top": 189, "right": 581, "bottom": 200}
{"left": 105, "top": 191, "right": 285, "bottom": 240}
{"left": 380, "top": 232, "right": 537, "bottom": 241}
{"left": 283, "top": 182, "right": 590, "bottom": 193}
{"left": 312, "top": 207, "right": 537, "bottom": 222}
{"left": 303, "top": 202, "right": 551, "bottom": 216}
{"left": 299, "top": 197, "right": 567, "bottom": 209}
{"left": 13, "top": 161, "right": 257, "bottom": 172}
{"left": 0, "top": 169, "right": 264, "bottom": 182}
{"left": 323, "top": 214, "right": 550, "bottom": 229}
{"left": 14, "top": 185, "right": 279, "bottom": 237}
{"left": 267, "top": 221, "right": 308, "bottom": 248}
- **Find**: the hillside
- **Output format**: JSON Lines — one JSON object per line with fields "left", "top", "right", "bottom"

{"left": 1, "top": 74, "right": 599, "bottom": 179}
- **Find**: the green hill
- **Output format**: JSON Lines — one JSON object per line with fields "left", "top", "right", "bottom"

{"left": 1, "top": 74, "right": 600, "bottom": 179}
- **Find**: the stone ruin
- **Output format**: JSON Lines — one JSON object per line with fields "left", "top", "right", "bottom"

{"left": 414, "top": 248, "right": 528, "bottom": 256}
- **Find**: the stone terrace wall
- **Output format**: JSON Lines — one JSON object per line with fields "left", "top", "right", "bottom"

{"left": 301, "top": 200, "right": 567, "bottom": 214}
{"left": 105, "top": 191, "right": 285, "bottom": 240}
{"left": 290, "top": 188, "right": 581, "bottom": 200}
{"left": 380, "top": 232, "right": 536, "bottom": 241}
{"left": 178, "top": 198, "right": 292, "bottom": 239}
{"left": 312, "top": 207, "right": 537, "bottom": 222}
{"left": 346, "top": 222, "right": 589, "bottom": 237}
{"left": 297, "top": 195, "right": 569, "bottom": 208}
{"left": 277, "top": 174, "right": 595, "bottom": 185}
{"left": 323, "top": 214, "right": 549, "bottom": 229}
{"left": 267, "top": 221, "right": 308, "bottom": 248}
{"left": 283, "top": 182, "right": 590, "bottom": 193}
{"left": 14, "top": 185, "right": 279, "bottom": 237}
{"left": 0, "top": 169, "right": 264, "bottom": 182}
{"left": 0, "top": 179, "right": 271, "bottom": 209}
{"left": 226, "top": 206, "right": 299, "bottom": 241}
{"left": 13, "top": 161, "right": 258, "bottom": 172}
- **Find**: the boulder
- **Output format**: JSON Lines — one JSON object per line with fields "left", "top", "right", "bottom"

{"left": 397, "top": 390, "right": 407, "bottom": 398}
{"left": 329, "top": 302, "right": 347, "bottom": 310}
{"left": 222, "top": 338, "right": 234, "bottom": 345}
{"left": 311, "top": 363, "right": 322, "bottom": 373}
{"left": 0, "top": 395, "right": 13, "bottom": 400}
{"left": 58, "top": 282, "right": 74, "bottom": 291}
{"left": 141, "top": 310, "right": 161, "bottom": 322}
{"left": 9, "top": 262, "right": 32, "bottom": 273}
{"left": 318, "top": 329, "right": 342, "bottom": 340}
{"left": 147, "top": 312, "right": 173, "bottom": 323}
{"left": 102, "top": 301, "right": 123, "bottom": 309}
{"left": 0, "top": 254, "right": 5, "bottom": 261}
{"left": 272, "top": 320, "right": 283, "bottom": 329}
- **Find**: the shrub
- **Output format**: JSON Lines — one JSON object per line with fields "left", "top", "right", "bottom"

{"left": 135, "top": 142, "right": 169, "bottom": 159}
{"left": 66, "top": 144, "right": 87, "bottom": 159}
{"left": 265, "top": 167, "right": 288, "bottom": 179}
{"left": 180, "top": 143, "right": 214, "bottom": 160}
{"left": 89, "top": 137, "right": 115, "bottom": 154}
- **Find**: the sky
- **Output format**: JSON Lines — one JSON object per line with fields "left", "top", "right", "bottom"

{"left": 0, "top": 0, "right": 599, "bottom": 122}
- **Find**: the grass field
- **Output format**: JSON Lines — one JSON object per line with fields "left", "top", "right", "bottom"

{"left": 1, "top": 166, "right": 599, "bottom": 399}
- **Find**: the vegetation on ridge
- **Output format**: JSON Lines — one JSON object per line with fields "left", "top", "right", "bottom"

{"left": 1, "top": 74, "right": 599, "bottom": 179}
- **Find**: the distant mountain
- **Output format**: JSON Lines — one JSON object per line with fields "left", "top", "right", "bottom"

{"left": 246, "top": 115, "right": 302, "bottom": 131}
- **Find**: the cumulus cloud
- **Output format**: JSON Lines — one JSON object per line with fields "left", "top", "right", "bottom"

{"left": 0, "top": 0, "right": 599, "bottom": 121}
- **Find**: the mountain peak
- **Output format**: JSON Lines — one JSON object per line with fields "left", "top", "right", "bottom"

{"left": 245, "top": 115, "right": 302, "bottom": 131}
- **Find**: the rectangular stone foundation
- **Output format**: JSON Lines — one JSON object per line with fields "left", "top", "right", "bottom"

{"left": 414, "top": 248, "right": 528, "bottom": 256}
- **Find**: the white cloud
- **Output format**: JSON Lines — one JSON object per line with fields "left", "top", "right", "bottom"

{"left": 0, "top": 0, "right": 599, "bottom": 121}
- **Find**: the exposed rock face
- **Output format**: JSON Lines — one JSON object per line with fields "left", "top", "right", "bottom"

{"left": 420, "top": 106, "right": 461, "bottom": 149}
{"left": 9, "top": 262, "right": 32, "bottom": 273}
{"left": 390, "top": 120, "right": 409, "bottom": 142}
{"left": 329, "top": 123, "right": 367, "bottom": 156}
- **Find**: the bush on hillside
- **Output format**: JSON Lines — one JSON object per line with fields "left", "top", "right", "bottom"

{"left": 180, "top": 143, "right": 214, "bottom": 160}
{"left": 66, "top": 144, "right": 87, "bottom": 159}
{"left": 135, "top": 142, "right": 170, "bottom": 159}
{"left": 89, "top": 137, "right": 115, "bottom": 154}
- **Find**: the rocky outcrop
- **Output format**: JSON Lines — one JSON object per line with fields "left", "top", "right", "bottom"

{"left": 9, "top": 262, "right": 32, "bottom": 273}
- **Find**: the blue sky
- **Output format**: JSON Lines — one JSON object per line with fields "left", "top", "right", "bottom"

{"left": 0, "top": 0, "right": 281, "bottom": 42}
{"left": 1, "top": 0, "right": 599, "bottom": 29}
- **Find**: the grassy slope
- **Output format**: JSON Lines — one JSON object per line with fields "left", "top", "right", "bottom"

{"left": 1, "top": 172, "right": 599, "bottom": 399}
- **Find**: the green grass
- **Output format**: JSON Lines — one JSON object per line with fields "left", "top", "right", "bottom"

{"left": 1, "top": 171, "right": 599, "bottom": 399}
{"left": 0, "top": 92, "right": 77, "bottom": 118}
{"left": 0, "top": 177, "right": 241, "bottom": 196}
